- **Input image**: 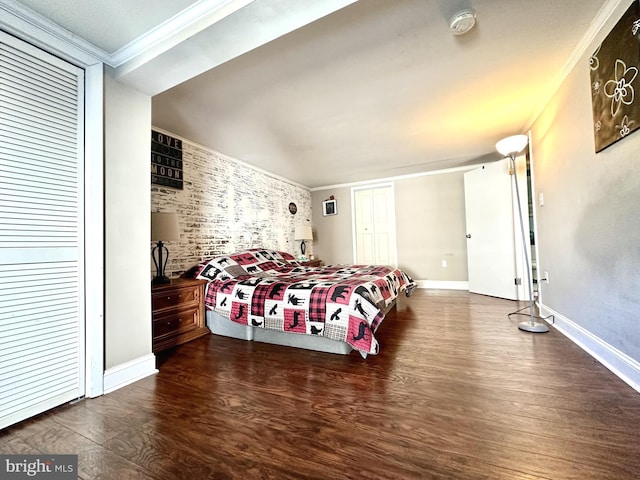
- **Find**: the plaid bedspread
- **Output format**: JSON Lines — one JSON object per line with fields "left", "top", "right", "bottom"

{"left": 193, "top": 249, "right": 415, "bottom": 355}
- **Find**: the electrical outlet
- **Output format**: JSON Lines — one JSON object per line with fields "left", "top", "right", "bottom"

{"left": 441, "top": 260, "right": 447, "bottom": 268}
{"left": 543, "top": 271, "right": 549, "bottom": 284}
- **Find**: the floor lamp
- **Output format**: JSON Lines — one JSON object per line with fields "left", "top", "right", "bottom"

{"left": 496, "top": 135, "right": 549, "bottom": 333}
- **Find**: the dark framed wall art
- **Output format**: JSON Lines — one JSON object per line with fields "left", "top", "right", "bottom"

{"left": 590, "top": 0, "right": 640, "bottom": 152}
{"left": 322, "top": 199, "right": 337, "bottom": 216}
{"left": 151, "top": 130, "right": 184, "bottom": 189}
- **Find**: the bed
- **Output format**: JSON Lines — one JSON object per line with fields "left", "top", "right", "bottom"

{"left": 190, "top": 248, "right": 415, "bottom": 357}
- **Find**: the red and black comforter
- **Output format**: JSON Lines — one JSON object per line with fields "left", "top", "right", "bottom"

{"left": 192, "top": 249, "right": 415, "bottom": 355}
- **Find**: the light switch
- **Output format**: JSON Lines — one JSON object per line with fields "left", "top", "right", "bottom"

{"left": 539, "top": 192, "right": 544, "bottom": 206}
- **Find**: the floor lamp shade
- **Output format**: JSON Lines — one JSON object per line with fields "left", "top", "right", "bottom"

{"left": 496, "top": 134, "right": 528, "bottom": 157}
{"left": 151, "top": 212, "right": 179, "bottom": 284}
{"left": 295, "top": 225, "right": 313, "bottom": 257}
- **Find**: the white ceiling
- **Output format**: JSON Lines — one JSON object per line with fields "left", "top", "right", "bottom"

{"left": 8, "top": 0, "right": 614, "bottom": 188}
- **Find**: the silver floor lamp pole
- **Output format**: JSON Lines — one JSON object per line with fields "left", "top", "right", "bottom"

{"left": 497, "top": 135, "right": 549, "bottom": 333}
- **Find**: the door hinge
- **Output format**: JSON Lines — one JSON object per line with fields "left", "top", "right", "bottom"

{"left": 514, "top": 278, "right": 522, "bottom": 285}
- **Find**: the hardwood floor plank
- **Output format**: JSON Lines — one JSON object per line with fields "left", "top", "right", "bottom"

{"left": 22, "top": 424, "right": 160, "bottom": 480}
{"left": 0, "top": 435, "right": 44, "bottom": 454}
{"left": 0, "top": 411, "right": 61, "bottom": 443}
{"left": 48, "top": 403, "right": 131, "bottom": 445}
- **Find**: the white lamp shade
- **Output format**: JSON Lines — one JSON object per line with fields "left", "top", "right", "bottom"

{"left": 496, "top": 134, "right": 529, "bottom": 157}
{"left": 294, "top": 225, "right": 313, "bottom": 240}
{"left": 151, "top": 212, "right": 179, "bottom": 241}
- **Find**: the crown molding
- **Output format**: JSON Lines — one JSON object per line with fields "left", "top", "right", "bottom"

{"left": 0, "top": 0, "right": 254, "bottom": 69}
{"left": 112, "top": 0, "right": 254, "bottom": 72}
{"left": 309, "top": 164, "right": 478, "bottom": 192}
{"left": 0, "top": 0, "right": 109, "bottom": 65}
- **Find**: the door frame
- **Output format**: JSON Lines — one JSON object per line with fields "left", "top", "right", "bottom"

{"left": 523, "top": 133, "right": 542, "bottom": 303}
{"left": 350, "top": 182, "right": 398, "bottom": 266}
{"left": 511, "top": 134, "right": 539, "bottom": 302}
{"left": 511, "top": 152, "right": 531, "bottom": 301}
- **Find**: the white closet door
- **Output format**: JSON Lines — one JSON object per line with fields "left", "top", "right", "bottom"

{"left": 0, "top": 31, "right": 85, "bottom": 429}
{"left": 353, "top": 185, "right": 397, "bottom": 266}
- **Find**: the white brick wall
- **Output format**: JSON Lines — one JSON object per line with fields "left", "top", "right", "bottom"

{"left": 151, "top": 130, "right": 312, "bottom": 278}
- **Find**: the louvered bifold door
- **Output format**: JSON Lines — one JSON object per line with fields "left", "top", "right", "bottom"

{"left": 0, "top": 31, "right": 85, "bottom": 430}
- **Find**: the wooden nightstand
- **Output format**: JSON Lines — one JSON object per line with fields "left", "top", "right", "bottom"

{"left": 151, "top": 278, "right": 210, "bottom": 353}
{"left": 300, "top": 259, "right": 323, "bottom": 267}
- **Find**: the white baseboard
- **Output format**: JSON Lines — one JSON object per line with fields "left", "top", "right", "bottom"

{"left": 415, "top": 280, "right": 469, "bottom": 290}
{"left": 103, "top": 353, "right": 158, "bottom": 394}
{"left": 540, "top": 303, "right": 640, "bottom": 393}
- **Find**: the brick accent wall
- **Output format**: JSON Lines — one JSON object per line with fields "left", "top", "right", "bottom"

{"left": 151, "top": 130, "right": 312, "bottom": 278}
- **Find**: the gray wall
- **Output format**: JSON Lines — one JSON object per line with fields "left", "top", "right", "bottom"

{"left": 311, "top": 170, "right": 469, "bottom": 281}
{"left": 104, "top": 70, "right": 153, "bottom": 370}
{"left": 531, "top": 0, "right": 640, "bottom": 362}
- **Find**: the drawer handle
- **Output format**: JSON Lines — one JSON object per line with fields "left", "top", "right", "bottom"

{"left": 167, "top": 294, "right": 183, "bottom": 300}
{"left": 168, "top": 318, "right": 183, "bottom": 325}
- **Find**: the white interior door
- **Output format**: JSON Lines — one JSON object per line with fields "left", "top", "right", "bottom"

{"left": 353, "top": 185, "right": 396, "bottom": 265}
{"left": 0, "top": 32, "right": 85, "bottom": 429}
{"left": 464, "top": 159, "right": 518, "bottom": 300}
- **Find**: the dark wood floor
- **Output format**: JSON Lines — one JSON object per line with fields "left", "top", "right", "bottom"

{"left": 2, "top": 290, "right": 640, "bottom": 479}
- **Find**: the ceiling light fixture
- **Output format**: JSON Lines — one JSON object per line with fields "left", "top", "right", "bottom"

{"left": 449, "top": 9, "right": 477, "bottom": 35}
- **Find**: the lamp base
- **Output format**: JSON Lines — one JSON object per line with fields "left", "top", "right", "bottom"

{"left": 152, "top": 275, "right": 172, "bottom": 285}
{"left": 518, "top": 321, "right": 549, "bottom": 333}
{"left": 509, "top": 304, "right": 551, "bottom": 333}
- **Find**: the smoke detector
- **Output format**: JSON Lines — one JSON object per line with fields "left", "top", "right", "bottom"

{"left": 449, "top": 9, "right": 477, "bottom": 35}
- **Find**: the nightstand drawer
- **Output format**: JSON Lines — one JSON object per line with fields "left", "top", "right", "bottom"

{"left": 151, "top": 278, "right": 209, "bottom": 353}
{"left": 152, "top": 284, "right": 200, "bottom": 311}
{"left": 153, "top": 306, "right": 200, "bottom": 338}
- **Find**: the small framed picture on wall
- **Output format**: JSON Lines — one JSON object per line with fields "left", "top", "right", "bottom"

{"left": 322, "top": 199, "right": 337, "bottom": 216}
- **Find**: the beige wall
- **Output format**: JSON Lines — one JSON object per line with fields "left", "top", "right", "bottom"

{"left": 312, "top": 170, "right": 469, "bottom": 282}
{"left": 395, "top": 172, "right": 468, "bottom": 281}
{"left": 311, "top": 187, "right": 354, "bottom": 265}
{"left": 531, "top": 0, "right": 640, "bottom": 362}
{"left": 104, "top": 70, "right": 153, "bottom": 369}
